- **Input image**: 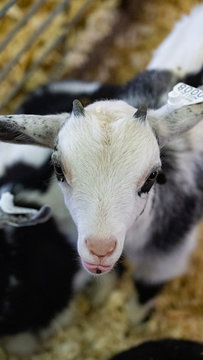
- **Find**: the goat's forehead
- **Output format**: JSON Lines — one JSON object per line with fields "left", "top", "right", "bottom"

{"left": 57, "top": 101, "right": 160, "bottom": 175}
{"left": 58, "top": 100, "right": 154, "bottom": 143}
{"left": 85, "top": 99, "right": 136, "bottom": 120}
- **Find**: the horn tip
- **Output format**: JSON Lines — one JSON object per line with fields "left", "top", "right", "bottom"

{"left": 133, "top": 105, "right": 147, "bottom": 121}
{"left": 72, "top": 99, "right": 85, "bottom": 117}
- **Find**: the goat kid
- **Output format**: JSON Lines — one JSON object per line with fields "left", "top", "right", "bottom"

{"left": 0, "top": 5, "right": 203, "bottom": 306}
{"left": 0, "top": 144, "right": 88, "bottom": 355}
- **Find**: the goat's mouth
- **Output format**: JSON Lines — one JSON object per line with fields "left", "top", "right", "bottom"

{"left": 82, "top": 260, "right": 113, "bottom": 275}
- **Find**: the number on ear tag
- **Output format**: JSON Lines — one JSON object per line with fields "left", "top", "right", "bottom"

{"left": 168, "top": 82, "right": 203, "bottom": 107}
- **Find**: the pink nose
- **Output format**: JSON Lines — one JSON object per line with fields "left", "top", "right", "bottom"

{"left": 85, "top": 236, "right": 117, "bottom": 257}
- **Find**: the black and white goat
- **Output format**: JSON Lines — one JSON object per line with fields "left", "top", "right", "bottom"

{"left": 0, "top": 143, "right": 87, "bottom": 355}
{"left": 0, "top": 3, "right": 203, "bottom": 322}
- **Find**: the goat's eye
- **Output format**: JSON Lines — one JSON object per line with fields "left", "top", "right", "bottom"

{"left": 54, "top": 163, "right": 65, "bottom": 182}
{"left": 148, "top": 171, "right": 158, "bottom": 180}
{"left": 139, "top": 170, "right": 158, "bottom": 195}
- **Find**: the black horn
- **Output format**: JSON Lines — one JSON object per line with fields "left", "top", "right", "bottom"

{"left": 72, "top": 99, "right": 85, "bottom": 117}
{"left": 133, "top": 104, "right": 147, "bottom": 122}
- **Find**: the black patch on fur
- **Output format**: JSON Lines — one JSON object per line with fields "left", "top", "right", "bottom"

{"left": 194, "top": 151, "right": 203, "bottom": 194}
{"left": 120, "top": 68, "right": 203, "bottom": 111}
{"left": 18, "top": 69, "right": 202, "bottom": 116}
{"left": 0, "top": 217, "right": 79, "bottom": 335}
{"left": 157, "top": 147, "right": 178, "bottom": 185}
{"left": 110, "top": 339, "right": 203, "bottom": 360}
{"left": 153, "top": 192, "right": 197, "bottom": 251}
{"left": 18, "top": 82, "right": 121, "bottom": 115}
{"left": 146, "top": 148, "right": 203, "bottom": 252}
{"left": 120, "top": 70, "right": 177, "bottom": 109}
{"left": 0, "top": 156, "right": 53, "bottom": 193}
{"left": 156, "top": 170, "right": 167, "bottom": 184}
{"left": 135, "top": 279, "right": 164, "bottom": 304}
{"left": 115, "top": 256, "right": 126, "bottom": 277}
{"left": 184, "top": 67, "right": 203, "bottom": 88}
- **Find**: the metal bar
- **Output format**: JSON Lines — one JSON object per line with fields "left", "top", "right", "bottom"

{"left": 0, "top": 0, "right": 47, "bottom": 54}
{"left": 0, "top": 0, "right": 71, "bottom": 85}
{"left": 0, "top": 0, "right": 16, "bottom": 20}
{"left": 0, "top": 0, "right": 95, "bottom": 112}
{"left": 49, "top": 0, "right": 95, "bottom": 82}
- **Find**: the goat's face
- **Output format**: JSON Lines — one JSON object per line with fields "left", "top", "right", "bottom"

{"left": 1, "top": 92, "right": 202, "bottom": 274}
{"left": 54, "top": 100, "right": 161, "bottom": 274}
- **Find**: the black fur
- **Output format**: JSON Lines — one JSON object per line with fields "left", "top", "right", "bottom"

{"left": 120, "top": 68, "right": 203, "bottom": 109}
{"left": 120, "top": 70, "right": 177, "bottom": 109}
{"left": 110, "top": 339, "right": 203, "bottom": 360}
{"left": 194, "top": 151, "right": 203, "bottom": 194}
{"left": 184, "top": 67, "right": 203, "bottom": 88}
{"left": 19, "top": 70, "right": 202, "bottom": 117}
{"left": 19, "top": 82, "right": 121, "bottom": 115}
{"left": 147, "top": 149, "right": 203, "bottom": 252}
{"left": 135, "top": 280, "right": 164, "bottom": 304}
{"left": 119, "top": 67, "right": 203, "bottom": 283}
{"left": 0, "top": 217, "right": 79, "bottom": 334}
{"left": 0, "top": 124, "right": 78, "bottom": 335}
{"left": 0, "top": 157, "right": 53, "bottom": 194}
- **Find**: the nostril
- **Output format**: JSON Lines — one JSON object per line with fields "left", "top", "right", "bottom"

{"left": 85, "top": 236, "right": 117, "bottom": 257}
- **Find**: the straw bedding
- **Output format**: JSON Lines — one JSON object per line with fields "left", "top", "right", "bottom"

{"left": 0, "top": 0, "right": 202, "bottom": 359}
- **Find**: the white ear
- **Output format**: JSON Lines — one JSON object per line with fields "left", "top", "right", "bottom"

{"left": 0, "top": 113, "right": 69, "bottom": 148}
{"left": 0, "top": 191, "right": 52, "bottom": 227}
{"left": 148, "top": 102, "right": 203, "bottom": 147}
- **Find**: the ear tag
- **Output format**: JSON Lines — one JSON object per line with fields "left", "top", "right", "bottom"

{"left": 168, "top": 82, "right": 203, "bottom": 107}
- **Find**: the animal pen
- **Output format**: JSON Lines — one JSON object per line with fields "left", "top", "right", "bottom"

{"left": 0, "top": 1, "right": 203, "bottom": 360}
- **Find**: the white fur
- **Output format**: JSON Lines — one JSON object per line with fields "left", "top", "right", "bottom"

{"left": 0, "top": 4, "right": 202, "bottom": 284}
{"left": 0, "top": 192, "right": 37, "bottom": 214}
{"left": 58, "top": 100, "right": 160, "bottom": 268}
{"left": 125, "top": 189, "right": 155, "bottom": 253}
{"left": 48, "top": 80, "right": 101, "bottom": 95}
{"left": 148, "top": 101, "right": 203, "bottom": 147}
{"left": 148, "top": 4, "right": 203, "bottom": 75}
{"left": 132, "top": 226, "right": 198, "bottom": 284}
{"left": 55, "top": 98, "right": 203, "bottom": 278}
{"left": 0, "top": 142, "right": 50, "bottom": 176}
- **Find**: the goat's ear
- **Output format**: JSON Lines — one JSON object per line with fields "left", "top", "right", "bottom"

{"left": 148, "top": 102, "right": 203, "bottom": 147}
{"left": 0, "top": 113, "right": 69, "bottom": 148}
